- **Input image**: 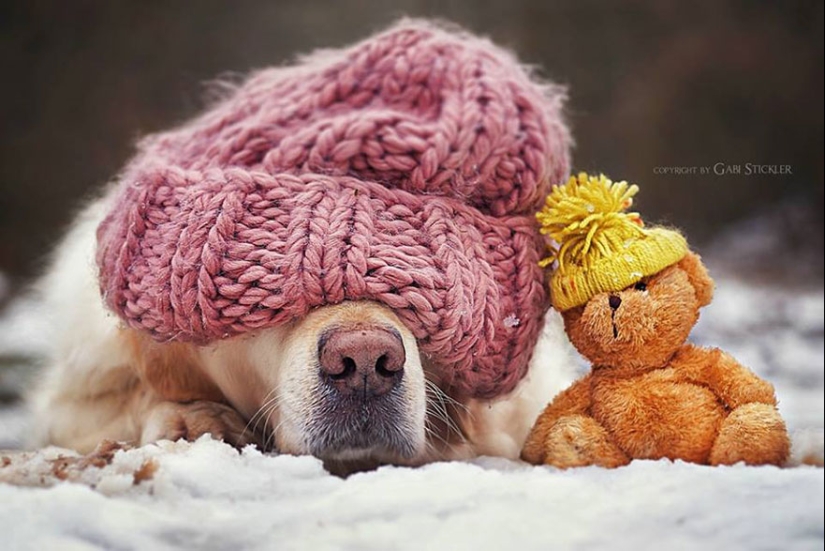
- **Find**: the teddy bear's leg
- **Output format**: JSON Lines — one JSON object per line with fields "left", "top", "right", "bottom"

{"left": 541, "top": 414, "right": 630, "bottom": 469}
{"left": 709, "top": 403, "right": 790, "bottom": 466}
{"left": 521, "top": 377, "right": 593, "bottom": 464}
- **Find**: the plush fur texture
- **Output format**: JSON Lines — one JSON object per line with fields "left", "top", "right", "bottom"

{"left": 95, "top": 19, "right": 571, "bottom": 399}
{"left": 521, "top": 252, "right": 791, "bottom": 468}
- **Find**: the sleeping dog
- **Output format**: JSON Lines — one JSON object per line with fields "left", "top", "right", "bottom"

{"left": 28, "top": 198, "right": 575, "bottom": 472}
{"left": 26, "top": 20, "right": 575, "bottom": 472}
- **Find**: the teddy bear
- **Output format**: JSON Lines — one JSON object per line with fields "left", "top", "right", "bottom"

{"left": 521, "top": 173, "right": 790, "bottom": 468}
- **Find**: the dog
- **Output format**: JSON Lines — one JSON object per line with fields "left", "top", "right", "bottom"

{"left": 26, "top": 20, "right": 577, "bottom": 473}
{"left": 27, "top": 196, "right": 576, "bottom": 472}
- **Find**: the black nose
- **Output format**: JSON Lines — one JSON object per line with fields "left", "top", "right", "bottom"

{"left": 318, "top": 326, "right": 405, "bottom": 397}
{"left": 608, "top": 295, "right": 622, "bottom": 310}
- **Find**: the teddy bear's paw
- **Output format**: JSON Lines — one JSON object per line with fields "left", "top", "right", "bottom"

{"left": 541, "top": 414, "right": 630, "bottom": 469}
{"left": 710, "top": 403, "right": 790, "bottom": 466}
{"left": 716, "top": 353, "right": 778, "bottom": 408}
{"left": 726, "top": 377, "right": 778, "bottom": 409}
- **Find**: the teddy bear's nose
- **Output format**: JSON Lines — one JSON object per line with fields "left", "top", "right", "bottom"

{"left": 609, "top": 295, "right": 622, "bottom": 310}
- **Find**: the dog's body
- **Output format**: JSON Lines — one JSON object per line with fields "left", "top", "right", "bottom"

{"left": 27, "top": 195, "right": 576, "bottom": 471}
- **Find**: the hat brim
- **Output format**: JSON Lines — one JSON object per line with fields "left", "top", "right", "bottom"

{"left": 550, "top": 228, "right": 688, "bottom": 311}
{"left": 97, "top": 165, "right": 549, "bottom": 398}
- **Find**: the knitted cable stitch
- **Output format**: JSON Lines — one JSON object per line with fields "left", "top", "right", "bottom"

{"left": 97, "top": 19, "right": 571, "bottom": 398}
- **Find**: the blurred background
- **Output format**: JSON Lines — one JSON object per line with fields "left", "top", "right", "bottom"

{"left": 0, "top": 1, "right": 822, "bottom": 447}
{"left": 0, "top": 0, "right": 822, "bottom": 289}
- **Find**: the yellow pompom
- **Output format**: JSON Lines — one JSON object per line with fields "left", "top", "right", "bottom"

{"left": 536, "top": 172, "right": 689, "bottom": 311}
{"left": 536, "top": 173, "right": 644, "bottom": 273}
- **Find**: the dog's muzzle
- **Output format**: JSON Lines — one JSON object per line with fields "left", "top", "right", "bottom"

{"left": 307, "top": 325, "right": 417, "bottom": 460}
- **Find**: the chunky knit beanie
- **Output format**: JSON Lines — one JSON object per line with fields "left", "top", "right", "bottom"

{"left": 537, "top": 173, "right": 688, "bottom": 311}
{"left": 97, "top": 19, "right": 571, "bottom": 399}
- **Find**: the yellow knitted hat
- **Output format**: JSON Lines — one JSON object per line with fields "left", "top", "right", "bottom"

{"left": 537, "top": 173, "right": 688, "bottom": 311}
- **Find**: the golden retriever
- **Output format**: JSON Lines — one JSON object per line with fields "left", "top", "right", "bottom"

{"left": 27, "top": 196, "right": 575, "bottom": 472}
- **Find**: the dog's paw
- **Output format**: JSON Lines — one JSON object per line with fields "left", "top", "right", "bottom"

{"left": 141, "top": 401, "right": 261, "bottom": 449}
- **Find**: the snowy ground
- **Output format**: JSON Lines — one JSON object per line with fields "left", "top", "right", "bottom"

{"left": 0, "top": 265, "right": 823, "bottom": 550}
{"left": 2, "top": 437, "right": 823, "bottom": 551}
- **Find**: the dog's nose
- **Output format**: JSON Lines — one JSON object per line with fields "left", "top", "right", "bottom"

{"left": 318, "top": 326, "right": 405, "bottom": 397}
{"left": 608, "top": 295, "right": 622, "bottom": 310}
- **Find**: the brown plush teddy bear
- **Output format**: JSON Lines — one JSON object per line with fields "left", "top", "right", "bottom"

{"left": 521, "top": 173, "right": 790, "bottom": 468}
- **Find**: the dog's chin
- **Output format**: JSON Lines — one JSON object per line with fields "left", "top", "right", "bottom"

{"left": 304, "top": 391, "right": 425, "bottom": 473}
{"left": 308, "top": 431, "right": 419, "bottom": 461}
{"left": 310, "top": 434, "right": 424, "bottom": 476}
{"left": 315, "top": 442, "right": 421, "bottom": 477}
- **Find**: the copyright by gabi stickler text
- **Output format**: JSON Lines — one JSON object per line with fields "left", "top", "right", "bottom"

{"left": 652, "top": 163, "right": 792, "bottom": 176}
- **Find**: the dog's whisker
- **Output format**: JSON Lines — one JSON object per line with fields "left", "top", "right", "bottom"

{"left": 241, "top": 389, "right": 283, "bottom": 445}
{"left": 242, "top": 400, "right": 275, "bottom": 442}
{"left": 424, "top": 400, "right": 459, "bottom": 430}
{"left": 426, "top": 415, "right": 466, "bottom": 445}
{"left": 425, "top": 380, "right": 471, "bottom": 416}
{"left": 252, "top": 394, "right": 283, "bottom": 436}
{"left": 261, "top": 409, "right": 275, "bottom": 452}
{"left": 243, "top": 388, "right": 278, "bottom": 432}
{"left": 423, "top": 423, "right": 449, "bottom": 447}
{"left": 424, "top": 385, "right": 451, "bottom": 418}
{"left": 423, "top": 424, "right": 463, "bottom": 457}
{"left": 424, "top": 402, "right": 467, "bottom": 446}
{"left": 424, "top": 383, "right": 467, "bottom": 442}
{"left": 260, "top": 398, "right": 286, "bottom": 451}
{"left": 265, "top": 412, "right": 292, "bottom": 453}
{"left": 251, "top": 401, "right": 281, "bottom": 453}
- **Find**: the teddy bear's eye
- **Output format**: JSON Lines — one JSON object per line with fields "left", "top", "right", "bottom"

{"left": 634, "top": 281, "right": 648, "bottom": 291}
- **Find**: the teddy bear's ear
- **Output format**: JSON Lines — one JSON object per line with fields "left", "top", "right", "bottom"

{"left": 677, "top": 251, "right": 714, "bottom": 307}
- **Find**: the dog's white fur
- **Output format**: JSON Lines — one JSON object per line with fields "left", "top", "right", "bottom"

{"left": 28, "top": 195, "right": 576, "bottom": 467}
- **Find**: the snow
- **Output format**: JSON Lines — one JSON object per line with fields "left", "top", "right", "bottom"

{"left": 0, "top": 269, "right": 823, "bottom": 550}
{"left": 2, "top": 437, "right": 823, "bottom": 551}
{"left": 0, "top": 294, "right": 50, "bottom": 359}
{"left": 503, "top": 314, "right": 520, "bottom": 328}
{"left": 692, "top": 279, "right": 825, "bottom": 432}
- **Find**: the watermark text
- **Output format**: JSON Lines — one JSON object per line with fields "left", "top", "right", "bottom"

{"left": 652, "top": 163, "right": 792, "bottom": 176}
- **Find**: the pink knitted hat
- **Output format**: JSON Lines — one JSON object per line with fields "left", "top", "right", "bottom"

{"left": 97, "top": 20, "right": 571, "bottom": 398}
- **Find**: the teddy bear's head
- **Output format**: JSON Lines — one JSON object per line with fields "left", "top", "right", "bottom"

{"left": 561, "top": 251, "right": 714, "bottom": 369}
{"left": 537, "top": 173, "right": 714, "bottom": 370}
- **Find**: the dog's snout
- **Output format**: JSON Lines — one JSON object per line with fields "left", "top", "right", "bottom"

{"left": 608, "top": 295, "right": 622, "bottom": 310}
{"left": 318, "top": 326, "right": 405, "bottom": 396}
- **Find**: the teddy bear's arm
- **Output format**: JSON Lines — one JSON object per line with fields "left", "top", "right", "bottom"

{"left": 521, "top": 375, "right": 593, "bottom": 463}
{"left": 674, "top": 345, "right": 778, "bottom": 409}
